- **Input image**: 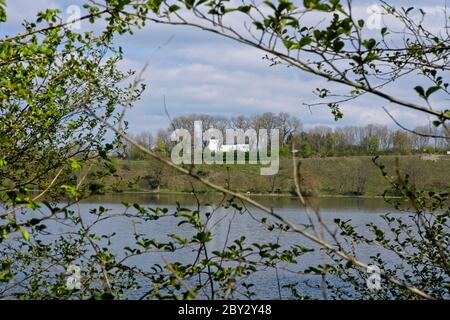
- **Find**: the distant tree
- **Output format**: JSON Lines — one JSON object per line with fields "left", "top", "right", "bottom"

{"left": 277, "top": 112, "right": 302, "bottom": 145}
{"left": 155, "top": 129, "right": 170, "bottom": 155}
{"left": 125, "top": 132, "right": 154, "bottom": 159}
{"left": 231, "top": 115, "right": 251, "bottom": 131}
{"left": 411, "top": 125, "right": 432, "bottom": 151}
{"left": 368, "top": 136, "right": 380, "bottom": 155}
{"left": 298, "top": 141, "right": 314, "bottom": 158}
{"left": 391, "top": 130, "right": 413, "bottom": 154}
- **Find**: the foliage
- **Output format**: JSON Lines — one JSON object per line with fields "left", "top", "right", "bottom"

{"left": 132, "top": 115, "right": 448, "bottom": 159}
{"left": 0, "top": 0, "right": 145, "bottom": 294}
{"left": 325, "top": 157, "right": 449, "bottom": 299}
{"left": 0, "top": 0, "right": 449, "bottom": 300}
{"left": 0, "top": 196, "right": 315, "bottom": 299}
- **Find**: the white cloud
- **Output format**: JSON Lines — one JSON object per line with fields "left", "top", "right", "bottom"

{"left": 3, "top": 0, "right": 446, "bottom": 134}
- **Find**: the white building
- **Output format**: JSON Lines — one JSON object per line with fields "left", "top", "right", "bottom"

{"left": 207, "top": 139, "right": 250, "bottom": 152}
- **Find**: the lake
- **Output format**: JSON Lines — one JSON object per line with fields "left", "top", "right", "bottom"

{"left": 70, "top": 194, "right": 400, "bottom": 299}
{"left": 9, "top": 193, "right": 411, "bottom": 299}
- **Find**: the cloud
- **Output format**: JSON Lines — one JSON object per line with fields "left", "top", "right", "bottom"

{"left": 3, "top": 0, "right": 59, "bottom": 33}
{"left": 3, "top": 0, "right": 446, "bottom": 134}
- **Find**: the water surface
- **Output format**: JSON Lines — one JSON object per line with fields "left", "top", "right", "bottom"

{"left": 64, "top": 194, "right": 403, "bottom": 299}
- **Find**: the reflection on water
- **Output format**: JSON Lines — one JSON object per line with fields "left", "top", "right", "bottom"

{"left": 69, "top": 193, "right": 402, "bottom": 299}
{"left": 86, "top": 193, "right": 394, "bottom": 212}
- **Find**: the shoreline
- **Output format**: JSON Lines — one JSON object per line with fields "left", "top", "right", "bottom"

{"left": 102, "top": 190, "right": 398, "bottom": 199}
{"left": 28, "top": 189, "right": 401, "bottom": 199}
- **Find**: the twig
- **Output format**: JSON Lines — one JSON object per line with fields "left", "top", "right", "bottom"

{"left": 86, "top": 110, "right": 435, "bottom": 300}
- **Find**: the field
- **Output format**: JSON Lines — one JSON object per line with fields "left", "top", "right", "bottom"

{"left": 112, "top": 155, "right": 450, "bottom": 197}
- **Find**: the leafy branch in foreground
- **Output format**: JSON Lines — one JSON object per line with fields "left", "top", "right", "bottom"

{"left": 109, "top": 0, "right": 450, "bottom": 125}
{"left": 90, "top": 112, "right": 435, "bottom": 299}
{"left": 326, "top": 157, "right": 449, "bottom": 299}
{"left": 1, "top": 0, "right": 449, "bottom": 300}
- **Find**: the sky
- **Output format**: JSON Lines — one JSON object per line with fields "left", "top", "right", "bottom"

{"left": 2, "top": 0, "right": 449, "bottom": 134}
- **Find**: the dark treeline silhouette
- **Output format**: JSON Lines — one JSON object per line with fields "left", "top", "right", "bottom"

{"left": 121, "top": 113, "right": 450, "bottom": 159}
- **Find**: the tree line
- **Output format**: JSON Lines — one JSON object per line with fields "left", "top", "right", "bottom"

{"left": 122, "top": 112, "right": 450, "bottom": 159}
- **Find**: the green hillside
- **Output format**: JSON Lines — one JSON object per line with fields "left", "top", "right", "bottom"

{"left": 112, "top": 155, "right": 450, "bottom": 197}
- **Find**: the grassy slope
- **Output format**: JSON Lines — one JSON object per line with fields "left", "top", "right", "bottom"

{"left": 113, "top": 155, "right": 450, "bottom": 196}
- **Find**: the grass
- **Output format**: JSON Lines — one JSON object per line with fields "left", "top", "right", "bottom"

{"left": 111, "top": 154, "right": 450, "bottom": 197}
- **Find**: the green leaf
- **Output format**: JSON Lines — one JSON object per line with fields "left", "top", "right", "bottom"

{"left": 362, "top": 38, "right": 376, "bottom": 51}
{"left": 333, "top": 39, "right": 345, "bottom": 52}
{"left": 425, "top": 86, "right": 440, "bottom": 99}
{"left": 303, "top": 0, "right": 331, "bottom": 11}
{"left": 148, "top": 0, "right": 163, "bottom": 13}
{"left": 0, "top": 0, "right": 6, "bottom": 23}
{"left": 298, "top": 36, "right": 312, "bottom": 48}
{"left": 414, "top": 86, "right": 425, "bottom": 99}
{"left": 20, "top": 228, "right": 30, "bottom": 241}
{"left": 237, "top": 5, "right": 252, "bottom": 14}
{"left": 67, "top": 158, "right": 81, "bottom": 170}
{"left": 264, "top": 1, "right": 277, "bottom": 11}
{"left": 184, "top": 0, "right": 196, "bottom": 10}
{"left": 167, "top": 5, "right": 180, "bottom": 13}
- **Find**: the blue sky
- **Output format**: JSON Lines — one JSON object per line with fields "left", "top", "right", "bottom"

{"left": 2, "top": 0, "right": 448, "bottom": 134}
